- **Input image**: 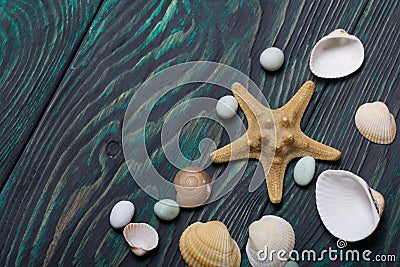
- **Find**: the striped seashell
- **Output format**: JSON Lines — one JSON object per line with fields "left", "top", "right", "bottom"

{"left": 179, "top": 221, "right": 241, "bottom": 267}
{"left": 123, "top": 223, "right": 158, "bottom": 256}
{"left": 355, "top": 101, "right": 396, "bottom": 144}
{"left": 246, "top": 215, "right": 295, "bottom": 267}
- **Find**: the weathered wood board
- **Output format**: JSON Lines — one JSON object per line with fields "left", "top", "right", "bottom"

{"left": 0, "top": 0, "right": 104, "bottom": 187}
{"left": 0, "top": 0, "right": 399, "bottom": 266}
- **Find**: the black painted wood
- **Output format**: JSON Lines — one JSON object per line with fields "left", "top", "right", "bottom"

{"left": 0, "top": 0, "right": 399, "bottom": 266}
{"left": 0, "top": 0, "right": 104, "bottom": 187}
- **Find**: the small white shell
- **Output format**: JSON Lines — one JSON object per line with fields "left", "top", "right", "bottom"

{"left": 109, "top": 201, "right": 135, "bottom": 229}
{"left": 123, "top": 223, "right": 159, "bottom": 256}
{"left": 246, "top": 215, "right": 295, "bottom": 267}
{"left": 310, "top": 29, "right": 364, "bottom": 78}
{"left": 316, "top": 170, "right": 384, "bottom": 242}
{"left": 154, "top": 199, "right": 180, "bottom": 221}
{"left": 216, "top": 95, "right": 238, "bottom": 119}
{"left": 355, "top": 101, "right": 396, "bottom": 144}
{"left": 293, "top": 156, "right": 315, "bottom": 186}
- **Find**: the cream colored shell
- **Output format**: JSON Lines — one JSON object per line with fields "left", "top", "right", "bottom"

{"left": 123, "top": 223, "right": 159, "bottom": 256}
{"left": 246, "top": 215, "right": 295, "bottom": 267}
{"left": 355, "top": 101, "right": 396, "bottom": 144}
{"left": 174, "top": 166, "right": 212, "bottom": 208}
{"left": 179, "top": 221, "right": 241, "bottom": 267}
{"left": 310, "top": 29, "right": 364, "bottom": 78}
{"left": 316, "top": 170, "right": 384, "bottom": 242}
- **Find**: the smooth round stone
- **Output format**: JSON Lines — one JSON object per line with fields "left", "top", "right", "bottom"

{"left": 293, "top": 156, "right": 316, "bottom": 186}
{"left": 285, "top": 261, "right": 299, "bottom": 267}
{"left": 216, "top": 95, "right": 238, "bottom": 119}
{"left": 109, "top": 200, "right": 135, "bottom": 229}
{"left": 154, "top": 199, "right": 180, "bottom": 221}
{"left": 260, "top": 47, "right": 284, "bottom": 71}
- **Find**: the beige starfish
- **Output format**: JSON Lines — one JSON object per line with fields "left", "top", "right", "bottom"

{"left": 210, "top": 81, "right": 341, "bottom": 203}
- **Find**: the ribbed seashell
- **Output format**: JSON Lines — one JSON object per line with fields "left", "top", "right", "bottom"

{"left": 246, "top": 215, "right": 295, "bottom": 267}
{"left": 179, "top": 221, "right": 241, "bottom": 267}
{"left": 316, "top": 170, "right": 385, "bottom": 242}
{"left": 310, "top": 29, "right": 364, "bottom": 78}
{"left": 174, "top": 166, "right": 212, "bottom": 208}
{"left": 355, "top": 101, "right": 396, "bottom": 144}
{"left": 123, "top": 223, "right": 159, "bottom": 256}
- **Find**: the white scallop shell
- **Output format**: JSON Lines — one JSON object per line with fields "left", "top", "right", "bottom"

{"left": 355, "top": 101, "right": 396, "bottom": 144}
{"left": 123, "top": 223, "right": 159, "bottom": 256}
{"left": 246, "top": 215, "right": 295, "bottom": 267}
{"left": 310, "top": 29, "right": 364, "bottom": 78}
{"left": 316, "top": 170, "right": 384, "bottom": 242}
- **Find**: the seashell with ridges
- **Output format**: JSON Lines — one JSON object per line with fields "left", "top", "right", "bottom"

{"left": 174, "top": 166, "right": 212, "bottom": 208}
{"left": 355, "top": 101, "right": 396, "bottom": 144}
{"left": 246, "top": 215, "right": 295, "bottom": 267}
{"left": 179, "top": 221, "right": 241, "bottom": 267}
{"left": 123, "top": 223, "right": 158, "bottom": 256}
{"left": 310, "top": 29, "right": 364, "bottom": 78}
{"left": 316, "top": 170, "right": 385, "bottom": 242}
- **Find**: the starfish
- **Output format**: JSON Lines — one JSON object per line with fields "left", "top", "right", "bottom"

{"left": 210, "top": 81, "right": 341, "bottom": 203}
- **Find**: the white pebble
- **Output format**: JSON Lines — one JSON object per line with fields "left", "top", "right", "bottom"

{"left": 154, "top": 199, "right": 180, "bottom": 221}
{"left": 293, "top": 156, "right": 316, "bottom": 186}
{"left": 260, "top": 47, "right": 284, "bottom": 71}
{"left": 216, "top": 95, "right": 238, "bottom": 119}
{"left": 109, "top": 201, "right": 135, "bottom": 229}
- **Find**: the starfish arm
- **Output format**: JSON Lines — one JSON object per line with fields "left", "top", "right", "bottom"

{"left": 279, "top": 81, "right": 315, "bottom": 123}
{"left": 210, "top": 134, "right": 252, "bottom": 163}
{"left": 295, "top": 133, "right": 341, "bottom": 161}
{"left": 261, "top": 157, "right": 289, "bottom": 204}
{"left": 231, "top": 82, "right": 266, "bottom": 130}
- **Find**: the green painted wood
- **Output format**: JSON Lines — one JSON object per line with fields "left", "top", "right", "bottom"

{"left": 0, "top": 0, "right": 104, "bottom": 186}
{"left": 0, "top": 0, "right": 399, "bottom": 266}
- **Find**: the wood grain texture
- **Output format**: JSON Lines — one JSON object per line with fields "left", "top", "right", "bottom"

{"left": 0, "top": 0, "right": 103, "bottom": 186}
{"left": 0, "top": 0, "right": 399, "bottom": 266}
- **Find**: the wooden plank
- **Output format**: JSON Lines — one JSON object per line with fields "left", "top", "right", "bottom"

{"left": 2, "top": 0, "right": 399, "bottom": 266}
{"left": 0, "top": 0, "right": 103, "bottom": 186}
{"left": 260, "top": 0, "right": 400, "bottom": 266}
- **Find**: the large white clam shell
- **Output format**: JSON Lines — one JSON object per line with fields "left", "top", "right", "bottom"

{"left": 246, "top": 215, "right": 295, "bottom": 267}
{"left": 123, "top": 223, "right": 159, "bottom": 256}
{"left": 310, "top": 29, "right": 364, "bottom": 78}
{"left": 355, "top": 101, "right": 396, "bottom": 144}
{"left": 179, "top": 221, "right": 241, "bottom": 267}
{"left": 316, "top": 170, "right": 385, "bottom": 242}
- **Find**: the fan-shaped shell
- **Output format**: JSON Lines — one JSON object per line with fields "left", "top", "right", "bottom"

{"left": 316, "top": 170, "right": 384, "bottom": 242}
{"left": 123, "top": 223, "right": 159, "bottom": 256}
{"left": 310, "top": 29, "right": 364, "bottom": 78}
{"left": 179, "top": 221, "right": 241, "bottom": 267}
{"left": 174, "top": 166, "right": 212, "bottom": 208}
{"left": 246, "top": 215, "right": 295, "bottom": 267}
{"left": 355, "top": 101, "right": 396, "bottom": 144}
